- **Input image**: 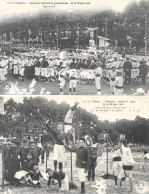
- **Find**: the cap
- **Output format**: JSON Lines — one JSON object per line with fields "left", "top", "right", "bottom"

{"left": 29, "top": 139, "right": 35, "bottom": 143}
{"left": 11, "top": 137, "right": 20, "bottom": 144}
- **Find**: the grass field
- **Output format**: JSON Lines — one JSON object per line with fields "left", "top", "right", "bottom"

{"left": 0, "top": 75, "right": 148, "bottom": 95}
{"left": 0, "top": 151, "right": 149, "bottom": 194}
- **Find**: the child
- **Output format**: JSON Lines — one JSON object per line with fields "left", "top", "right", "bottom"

{"left": 14, "top": 153, "right": 36, "bottom": 187}
{"left": 26, "top": 164, "right": 43, "bottom": 188}
{"left": 47, "top": 168, "right": 69, "bottom": 192}
{"left": 88, "top": 144, "right": 98, "bottom": 182}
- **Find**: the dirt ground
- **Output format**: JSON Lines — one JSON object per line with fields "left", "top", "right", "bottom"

{"left": 0, "top": 75, "right": 148, "bottom": 95}
{"left": 0, "top": 152, "right": 149, "bottom": 194}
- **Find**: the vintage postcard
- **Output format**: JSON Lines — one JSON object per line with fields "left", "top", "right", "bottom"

{"left": 0, "top": 95, "right": 149, "bottom": 193}
{"left": 0, "top": 0, "right": 148, "bottom": 95}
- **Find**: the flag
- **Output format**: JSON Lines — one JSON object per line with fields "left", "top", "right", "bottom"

{"left": 126, "top": 35, "right": 132, "bottom": 41}
{"left": 28, "top": 29, "right": 32, "bottom": 35}
{"left": 126, "top": 35, "right": 132, "bottom": 47}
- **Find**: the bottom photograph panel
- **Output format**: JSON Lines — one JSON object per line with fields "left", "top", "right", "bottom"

{"left": 0, "top": 96, "right": 149, "bottom": 194}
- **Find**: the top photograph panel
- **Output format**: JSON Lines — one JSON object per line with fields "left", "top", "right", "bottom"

{"left": 0, "top": 0, "right": 148, "bottom": 95}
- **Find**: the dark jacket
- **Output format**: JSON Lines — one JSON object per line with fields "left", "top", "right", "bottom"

{"left": 47, "top": 171, "right": 65, "bottom": 188}
{"left": 88, "top": 146, "right": 98, "bottom": 166}
{"left": 28, "top": 170, "right": 43, "bottom": 181}
{"left": 139, "top": 62, "right": 148, "bottom": 76}
{"left": 42, "top": 60, "right": 49, "bottom": 68}
{"left": 28, "top": 146, "right": 40, "bottom": 163}
{"left": 35, "top": 60, "right": 41, "bottom": 67}
{"left": 123, "top": 61, "right": 132, "bottom": 72}
{"left": 18, "top": 147, "right": 29, "bottom": 162}
{"left": 65, "top": 145, "right": 90, "bottom": 170}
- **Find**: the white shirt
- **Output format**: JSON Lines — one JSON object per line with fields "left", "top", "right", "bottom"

{"left": 121, "top": 146, "right": 135, "bottom": 166}
{"left": 113, "top": 76, "right": 123, "bottom": 87}
{"left": 108, "top": 70, "right": 117, "bottom": 79}
{"left": 112, "top": 149, "right": 121, "bottom": 158}
{"left": 95, "top": 67, "right": 102, "bottom": 76}
{"left": 69, "top": 69, "right": 77, "bottom": 78}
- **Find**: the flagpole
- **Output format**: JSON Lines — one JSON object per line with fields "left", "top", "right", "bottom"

{"left": 57, "top": 25, "right": 59, "bottom": 50}
{"left": 105, "top": 17, "right": 107, "bottom": 38}
{"left": 77, "top": 23, "right": 79, "bottom": 50}
{"left": 9, "top": 31, "right": 11, "bottom": 51}
{"left": 18, "top": 30, "right": 21, "bottom": 44}
{"left": 41, "top": 27, "right": 43, "bottom": 48}
{"left": 29, "top": 32, "right": 30, "bottom": 47}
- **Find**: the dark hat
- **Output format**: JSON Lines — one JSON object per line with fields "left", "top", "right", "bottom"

{"left": 46, "top": 168, "right": 52, "bottom": 173}
{"left": 22, "top": 139, "right": 27, "bottom": 143}
{"left": 79, "top": 137, "right": 85, "bottom": 142}
{"left": 29, "top": 139, "right": 35, "bottom": 143}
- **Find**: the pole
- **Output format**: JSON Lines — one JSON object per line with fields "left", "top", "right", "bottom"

{"left": 96, "top": 28, "right": 98, "bottom": 48}
{"left": 71, "top": 151, "right": 73, "bottom": 181}
{"left": 19, "top": 31, "right": 21, "bottom": 44}
{"left": 106, "top": 141, "right": 108, "bottom": 174}
{"left": 105, "top": 17, "right": 107, "bottom": 38}
{"left": 77, "top": 23, "right": 79, "bottom": 50}
{"left": 29, "top": 33, "right": 30, "bottom": 47}
{"left": 57, "top": 25, "right": 59, "bottom": 50}
{"left": 46, "top": 151, "right": 48, "bottom": 172}
{"left": 9, "top": 32, "right": 11, "bottom": 53}
{"left": 41, "top": 27, "right": 43, "bottom": 48}
{"left": 2, "top": 146, "right": 4, "bottom": 189}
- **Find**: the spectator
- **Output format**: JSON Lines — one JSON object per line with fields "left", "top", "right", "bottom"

{"left": 28, "top": 139, "right": 40, "bottom": 163}
{"left": 139, "top": 59, "right": 148, "bottom": 85}
{"left": 123, "top": 57, "right": 132, "bottom": 84}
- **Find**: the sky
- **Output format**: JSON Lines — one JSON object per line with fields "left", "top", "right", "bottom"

{"left": 0, "top": 0, "right": 141, "bottom": 21}
{"left": 2, "top": 95, "right": 149, "bottom": 122}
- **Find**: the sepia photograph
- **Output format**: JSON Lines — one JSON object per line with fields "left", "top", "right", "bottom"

{"left": 0, "top": 96, "right": 148, "bottom": 193}
{"left": 0, "top": 0, "right": 149, "bottom": 193}
{"left": 0, "top": 0, "right": 148, "bottom": 95}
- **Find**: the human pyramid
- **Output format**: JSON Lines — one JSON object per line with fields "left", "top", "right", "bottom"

{"left": 3, "top": 102, "right": 136, "bottom": 194}
{"left": 0, "top": 48, "right": 148, "bottom": 95}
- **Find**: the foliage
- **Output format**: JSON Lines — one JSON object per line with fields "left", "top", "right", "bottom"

{"left": 0, "top": 1, "right": 149, "bottom": 48}
{"left": 0, "top": 97, "right": 148, "bottom": 145}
